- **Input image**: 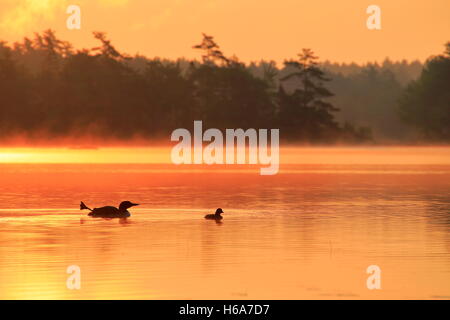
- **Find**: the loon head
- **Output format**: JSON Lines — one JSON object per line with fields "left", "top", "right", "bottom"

{"left": 119, "top": 201, "right": 139, "bottom": 211}
{"left": 215, "top": 208, "right": 224, "bottom": 215}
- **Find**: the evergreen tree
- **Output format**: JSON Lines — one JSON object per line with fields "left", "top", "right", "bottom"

{"left": 279, "top": 49, "right": 339, "bottom": 141}
{"left": 399, "top": 43, "right": 450, "bottom": 141}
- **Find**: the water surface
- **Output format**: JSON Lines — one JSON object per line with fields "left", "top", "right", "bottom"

{"left": 0, "top": 147, "right": 449, "bottom": 299}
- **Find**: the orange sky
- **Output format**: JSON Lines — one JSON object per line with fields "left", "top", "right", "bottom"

{"left": 0, "top": 0, "right": 449, "bottom": 64}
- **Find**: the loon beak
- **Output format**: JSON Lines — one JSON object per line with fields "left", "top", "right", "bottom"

{"left": 131, "top": 203, "right": 139, "bottom": 207}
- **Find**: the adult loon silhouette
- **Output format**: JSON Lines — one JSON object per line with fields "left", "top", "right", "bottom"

{"left": 80, "top": 201, "right": 139, "bottom": 218}
{"left": 204, "top": 208, "right": 224, "bottom": 220}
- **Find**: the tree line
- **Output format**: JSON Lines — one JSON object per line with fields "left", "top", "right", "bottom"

{"left": 0, "top": 30, "right": 448, "bottom": 144}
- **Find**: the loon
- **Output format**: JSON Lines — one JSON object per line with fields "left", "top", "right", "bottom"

{"left": 80, "top": 201, "right": 139, "bottom": 218}
{"left": 204, "top": 208, "right": 224, "bottom": 220}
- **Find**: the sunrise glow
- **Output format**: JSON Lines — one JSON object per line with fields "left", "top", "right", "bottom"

{"left": 0, "top": 0, "right": 449, "bottom": 63}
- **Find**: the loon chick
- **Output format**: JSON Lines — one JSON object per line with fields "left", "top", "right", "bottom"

{"left": 205, "top": 208, "right": 224, "bottom": 220}
{"left": 80, "top": 201, "right": 139, "bottom": 218}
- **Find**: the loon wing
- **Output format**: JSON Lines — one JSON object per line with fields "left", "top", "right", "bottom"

{"left": 89, "top": 206, "right": 120, "bottom": 217}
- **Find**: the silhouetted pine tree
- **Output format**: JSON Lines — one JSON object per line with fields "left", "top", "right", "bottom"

{"left": 279, "top": 49, "right": 339, "bottom": 141}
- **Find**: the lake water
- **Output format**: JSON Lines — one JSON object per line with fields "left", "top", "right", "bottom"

{"left": 0, "top": 147, "right": 449, "bottom": 299}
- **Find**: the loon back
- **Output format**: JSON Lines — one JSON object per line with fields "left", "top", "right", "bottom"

{"left": 204, "top": 213, "right": 223, "bottom": 220}
{"left": 88, "top": 206, "right": 131, "bottom": 218}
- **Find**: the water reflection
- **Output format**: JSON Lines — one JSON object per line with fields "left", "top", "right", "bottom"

{"left": 0, "top": 156, "right": 449, "bottom": 299}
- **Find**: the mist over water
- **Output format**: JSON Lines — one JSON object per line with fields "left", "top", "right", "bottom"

{"left": 0, "top": 147, "right": 449, "bottom": 299}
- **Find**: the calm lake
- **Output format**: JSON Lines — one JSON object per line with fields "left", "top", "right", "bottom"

{"left": 0, "top": 147, "right": 449, "bottom": 299}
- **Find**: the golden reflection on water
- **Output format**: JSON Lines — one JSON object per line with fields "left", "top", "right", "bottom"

{"left": 0, "top": 147, "right": 449, "bottom": 299}
{"left": 1, "top": 146, "right": 450, "bottom": 165}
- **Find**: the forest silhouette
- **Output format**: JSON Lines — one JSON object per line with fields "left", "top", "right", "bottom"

{"left": 0, "top": 30, "right": 448, "bottom": 145}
